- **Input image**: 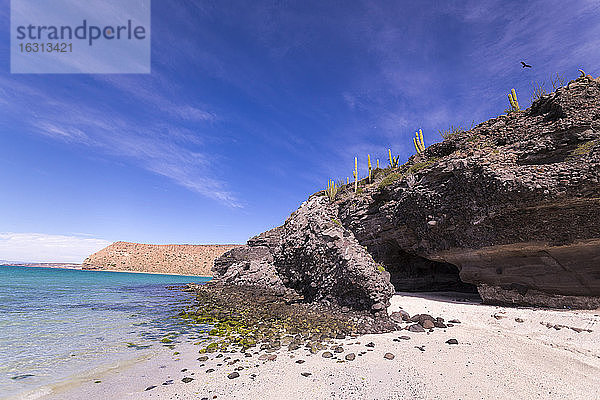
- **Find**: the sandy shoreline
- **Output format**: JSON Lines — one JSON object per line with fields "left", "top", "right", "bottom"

{"left": 81, "top": 268, "right": 211, "bottom": 278}
{"left": 28, "top": 291, "right": 600, "bottom": 400}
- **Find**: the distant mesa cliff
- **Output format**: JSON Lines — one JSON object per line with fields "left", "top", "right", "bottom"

{"left": 83, "top": 242, "right": 240, "bottom": 276}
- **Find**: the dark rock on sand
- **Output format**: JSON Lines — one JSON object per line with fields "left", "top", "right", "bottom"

{"left": 421, "top": 320, "right": 435, "bottom": 329}
{"left": 301, "top": 372, "right": 312, "bottom": 377}
{"left": 182, "top": 377, "right": 194, "bottom": 383}
{"left": 322, "top": 351, "right": 333, "bottom": 358}
{"left": 197, "top": 356, "right": 209, "bottom": 362}
{"left": 296, "top": 359, "right": 305, "bottom": 364}
{"left": 398, "top": 335, "right": 411, "bottom": 340}
{"left": 411, "top": 314, "right": 435, "bottom": 325}
{"left": 390, "top": 310, "right": 410, "bottom": 323}
{"left": 227, "top": 372, "right": 240, "bottom": 379}
{"left": 365, "top": 342, "right": 375, "bottom": 348}
{"left": 384, "top": 353, "right": 395, "bottom": 360}
{"left": 145, "top": 386, "right": 157, "bottom": 391}
{"left": 345, "top": 353, "right": 356, "bottom": 361}
{"left": 408, "top": 324, "right": 426, "bottom": 333}
{"left": 446, "top": 339, "right": 459, "bottom": 345}
{"left": 11, "top": 374, "right": 34, "bottom": 380}
{"left": 448, "top": 319, "right": 461, "bottom": 324}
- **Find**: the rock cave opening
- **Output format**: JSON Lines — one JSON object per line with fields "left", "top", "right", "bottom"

{"left": 373, "top": 241, "right": 478, "bottom": 294}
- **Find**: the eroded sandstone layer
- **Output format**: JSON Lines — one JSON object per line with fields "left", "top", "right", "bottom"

{"left": 215, "top": 74, "right": 600, "bottom": 310}
{"left": 83, "top": 242, "right": 240, "bottom": 276}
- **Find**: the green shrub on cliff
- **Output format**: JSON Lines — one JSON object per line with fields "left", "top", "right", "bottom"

{"left": 439, "top": 121, "right": 474, "bottom": 140}
{"left": 570, "top": 140, "right": 598, "bottom": 158}
{"left": 378, "top": 172, "right": 403, "bottom": 189}
{"left": 406, "top": 158, "right": 439, "bottom": 174}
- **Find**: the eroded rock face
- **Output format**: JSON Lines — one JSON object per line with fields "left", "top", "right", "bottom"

{"left": 214, "top": 76, "right": 600, "bottom": 310}
{"left": 272, "top": 196, "right": 395, "bottom": 314}
{"left": 336, "top": 76, "right": 600, "bottom": 308}
{"left": 213, "top": 197, "right": 395, "bottom": 314}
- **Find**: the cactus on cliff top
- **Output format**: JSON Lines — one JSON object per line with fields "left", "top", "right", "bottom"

{"left": 353, "top": 157, "right": 358, "bottom": 193}
{"left": 508, "top": 88, "right": 520, "bottom": 112}
{"left": 413, "top": 129, "right": 425, "bottom": 154}
{"left": 325, "top": 179, "right": 338, "bottom": 202}
{"left": 388, "top": 149, "right": 399, "bottom": 168}
{"left": 368, "top": 154, "right": 372, "bottom": 182}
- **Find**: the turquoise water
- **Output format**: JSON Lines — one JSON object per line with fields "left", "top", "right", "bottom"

{"left": 0, "top": 266, "right": 210, "bottom": 399}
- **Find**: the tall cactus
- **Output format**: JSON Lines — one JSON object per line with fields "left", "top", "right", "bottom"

{"left": 368, "top": 154, "right": 372, "bottom": 182}
{"left": 353, "top": 157, "right": 358, "bottom": 193}
{"left": 376, "top": 159, "right": 379, "bottom": 169}
{"left": 325, "top": 179, "right": 338, "bottom": 201}
{"left": 413, "top": 129, "right": 425, "bottom": 154}
{"left": 508, "top": 88, "right": 520, "bottom": 112}
{"left": 388, "top": 149, "right": 399, "bottom": 168}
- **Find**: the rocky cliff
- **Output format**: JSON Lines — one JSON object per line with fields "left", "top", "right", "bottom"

{"left": 215, "top": 74, "right": 600, "bottom": 311}
{"left": 83, "top": 242, "right": 240, "bottom": 276}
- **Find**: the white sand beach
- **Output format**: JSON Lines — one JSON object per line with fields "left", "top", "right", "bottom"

{"left": 33, "top": 292, "right": 600, "bottom": 400}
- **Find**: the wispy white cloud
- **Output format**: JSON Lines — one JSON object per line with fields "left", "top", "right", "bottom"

{"left": 33, "top": 121, "right": 90, "bottom": 143}
{"left": 0, "top": 232, "right": 111, "bottom": 263}
{"left": 0, "top": 73, "right": 240, "bottom": 207}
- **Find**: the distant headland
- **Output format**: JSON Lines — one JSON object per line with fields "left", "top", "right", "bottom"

{"left": 82, "top": 241, "right": 241, "bottom": 276}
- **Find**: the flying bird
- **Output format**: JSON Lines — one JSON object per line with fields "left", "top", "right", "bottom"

{"left": 521, "top": 61, "right": 532, "bottom": 68}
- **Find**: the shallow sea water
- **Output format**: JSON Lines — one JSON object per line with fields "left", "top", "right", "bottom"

{"left": 0, "top": 266, "right": 210, "bottom": 399}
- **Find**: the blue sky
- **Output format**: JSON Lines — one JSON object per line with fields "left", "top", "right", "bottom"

{"left": 1, "top": 0, "right": 599, "bottom": 262}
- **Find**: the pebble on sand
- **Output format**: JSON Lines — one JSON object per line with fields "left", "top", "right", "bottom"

{"left": 446, "top": 339, "right": 459, "bottom": 345}
{"left": 301, "top": 372, "right": 312, "bottom": 377}
{"left": 228, "top": 372, "right": 240, "bottom": 379}
{"left": 384, "top": 353, "right": 395, "bottom": 360}
{"left": 345, "top": 353, "right": 356, "bottom": 361}
{"left": 182, "top": 377, "right": 194, "bottom": 383}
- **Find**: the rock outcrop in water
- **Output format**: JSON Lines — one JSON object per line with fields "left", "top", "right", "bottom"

{"left": 83, "top": 242, "right": 240, "bottom": 276}
{"left": 215, "top": 75, "right": 600, "bottom": 310}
